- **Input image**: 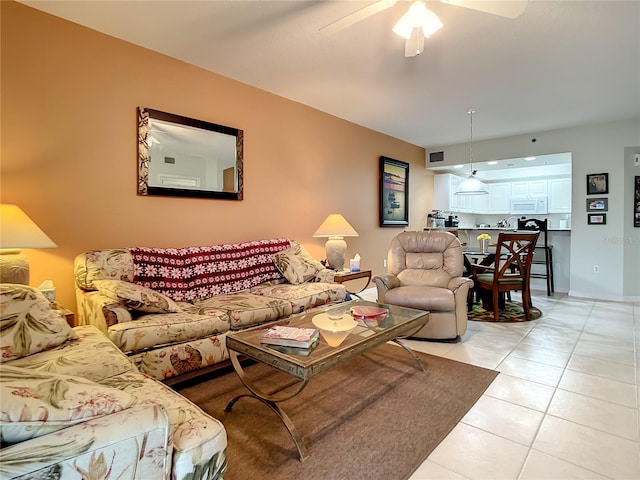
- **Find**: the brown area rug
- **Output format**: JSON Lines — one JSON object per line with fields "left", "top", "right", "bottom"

{"left": 177, "top": 343, "right": 498, "bottom": 480}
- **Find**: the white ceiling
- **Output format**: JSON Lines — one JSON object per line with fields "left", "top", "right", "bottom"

{"left": 20, "top": 0, "right": 640, "bottom": 149}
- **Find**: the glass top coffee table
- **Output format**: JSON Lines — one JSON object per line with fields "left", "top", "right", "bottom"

{"left": 225, "top": 300, "right": 430, "bottom": 461}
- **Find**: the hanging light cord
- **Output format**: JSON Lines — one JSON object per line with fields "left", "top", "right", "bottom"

{"left": 468, "top": 109, "right": 476, "bottom": 176}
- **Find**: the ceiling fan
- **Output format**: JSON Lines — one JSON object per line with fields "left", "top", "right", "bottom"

{"left": 320, "top": 0, "right": 528, "bottom": 57}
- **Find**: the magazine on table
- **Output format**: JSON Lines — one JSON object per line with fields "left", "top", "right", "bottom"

{"left": 266, "top": 339, "right": 319, "bottom": 356}
{"left": 259, "top": 325, "right": 320, "bottom": 348}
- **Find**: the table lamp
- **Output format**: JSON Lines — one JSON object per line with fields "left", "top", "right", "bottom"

{"left": 0, "top": 204, "right": 57, "bottom": 284}
{"left": 313, "top": 213, "right": 358, "bottom": 270}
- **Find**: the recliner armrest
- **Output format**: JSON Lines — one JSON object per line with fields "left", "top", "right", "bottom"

{"left": 372, "top": 274, "right": 400, "bottom": 302}
{"left": 448, "top": 276, "right": 474, "bottom": 295}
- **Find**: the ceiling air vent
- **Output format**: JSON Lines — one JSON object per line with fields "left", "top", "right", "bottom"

{"left": 164, "top": 157, "right": 176, "bottom": 164}
{"left": 429, "top": 151, "right": 444, "bottom": 163}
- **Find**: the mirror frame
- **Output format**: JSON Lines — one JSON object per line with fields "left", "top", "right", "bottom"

{"left": 137, "top": 107, "right": 244, "bottom": 200}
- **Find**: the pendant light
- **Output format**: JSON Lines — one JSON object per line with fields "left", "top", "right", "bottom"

{"left": 455, "top": 109, "right": 489, "bottom": 195}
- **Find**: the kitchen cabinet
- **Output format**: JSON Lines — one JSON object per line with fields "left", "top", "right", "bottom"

{"left": 511, "top": 180, "right": 547, "bottom": 198}
{"left": 466, "top": 191, "right": 488, "bottom": 213}
{"left": 433, "top": 173, "right": 463, "bottom": 211}
{"left": 487, "top": 183, "right": 511, "bottom": 214}
{"left": 548, "top": 178, "right": 572, "bottom": 213}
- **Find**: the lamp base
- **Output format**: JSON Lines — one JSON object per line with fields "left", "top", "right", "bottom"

{"left": 325, "top": 237, "right": 347, "bottom": 270}
{"left": 0, "top": 250, "right": 30, "bottom": 285}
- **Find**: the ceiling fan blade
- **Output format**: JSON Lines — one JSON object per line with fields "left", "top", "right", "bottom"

{"left": 441, "top": 0, "right": 528, "bottom": 19}
{"left": 405, "top": 28, "right": 425, "bottom": 57}
{"left": 320, "top": 0, "right": 398, "bottom": 34}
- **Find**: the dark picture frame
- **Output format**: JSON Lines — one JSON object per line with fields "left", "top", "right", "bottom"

{"left": 586, "top": 197, "right": 608, "bottom": 212}
{"left": 379, "top": 156, "right": 409, "bottom": 227}
{"left": 587, "top": 213, "right": 607, "bottom": 225}
{"left": 586, "top": 173, "right": 608, "bottom": 195}
{"left": 634, "top": 176, "right": 640, "bottom": 228}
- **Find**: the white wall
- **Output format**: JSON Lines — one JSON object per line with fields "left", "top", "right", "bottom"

{"left": 429, "top": 118, "right": 640, "bottom": 302}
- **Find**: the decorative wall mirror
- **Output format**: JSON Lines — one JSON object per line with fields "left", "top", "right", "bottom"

{"left": 138, "top": 107, "right": 243, "bottom": 200}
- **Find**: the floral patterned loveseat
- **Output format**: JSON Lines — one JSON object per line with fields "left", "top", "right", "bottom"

{"left": 0, "top": 284, "right": 227, "bottom": 480}
{"left": 74, "top": 238, "right": 346, "bottom": 383}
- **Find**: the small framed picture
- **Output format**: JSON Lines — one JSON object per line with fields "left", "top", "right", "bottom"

{"left": 635, "top": 176, "right": 640, "bottom": 228}
{"left": 586, "top": 173, "right": 608, "bottom": 195}
{"left": 586, "top": 197, "right": 608, "bottom": 212}
{"left": 588, "top": 213, "right": 606, "bottom": 225}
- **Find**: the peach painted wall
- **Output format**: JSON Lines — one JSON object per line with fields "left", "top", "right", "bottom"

{"left": 1, "top": 2, "right": 433, "bottom": 311}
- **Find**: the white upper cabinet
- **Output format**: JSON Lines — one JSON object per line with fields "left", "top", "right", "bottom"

{"left": 511, "top": 180, "right": 547, "bottom": 198}
{"left": 548, "top": 178, "right": 572, "bottom": 213}
{"left": 433, "top": 173, "right": 463, "bottom": 211}
{"left": 434, "top": 174, "right": 568, "bottom": 215}
{"left": 487, "top": 183, "right": 511, "bottom": 214}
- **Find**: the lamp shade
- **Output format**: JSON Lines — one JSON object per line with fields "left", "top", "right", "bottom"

{"left": 0, "top": 205, "right": 57, "bottom": 249}
{"left": 455, "top": 175, "right": 489, "bottom": 195}
{"left": 313, "top": 214, "right": 359, "bottom": 238}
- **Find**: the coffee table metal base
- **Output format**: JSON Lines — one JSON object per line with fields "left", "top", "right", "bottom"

{"left": 224, "top": 350, "right": 311, "bottom": 461}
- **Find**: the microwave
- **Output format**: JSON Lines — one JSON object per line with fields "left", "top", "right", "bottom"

{"left": 510, "top": 197, "right": 548, "bottom": 215}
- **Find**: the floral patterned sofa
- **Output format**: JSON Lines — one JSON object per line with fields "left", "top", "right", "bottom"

{"left": 0, "top": 284, "right": 227, "bottom": 480}
{"left": 74, "top": 238, "right": 346, "bottom": 383}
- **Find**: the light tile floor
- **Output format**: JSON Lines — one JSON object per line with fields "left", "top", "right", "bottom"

{"left": 360, "top": 289, "right": 640, "bottom": 479}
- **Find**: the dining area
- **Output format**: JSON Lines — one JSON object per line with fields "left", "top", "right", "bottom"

{"left": 461, "top": 230, "right": 541, "bottom": 323}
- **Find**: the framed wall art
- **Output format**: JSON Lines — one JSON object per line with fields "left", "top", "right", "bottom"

{"left": 379, "top": 156, "right": 409, "bottom": 227}
{"left": 586, "top": 197, "right": 608, "bottom": 212}
{"left": 587, "top": 213, "right": 607, "bottom": 225}
{"left": 635, "top": 176, "right": 640, "bottom": 228}
{"left": 586, "top": 173, "right": 608, "bottom": 195}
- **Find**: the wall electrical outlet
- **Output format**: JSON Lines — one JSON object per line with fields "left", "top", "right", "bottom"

{"left": 635, "top": 153, "right": 640, "bottom": 166}
{"left": 383, "top": 259, "right": 387, "bottom": 268}
{"left": 593, "top": 265, "right": 600, "bottom": 273}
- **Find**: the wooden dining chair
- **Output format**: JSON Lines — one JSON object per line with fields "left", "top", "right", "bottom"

{"left": 469, "top": 232, "right": 540, "bottom": 321}
{"left": 517, "top": 218, "right": 554, "bottom": 296}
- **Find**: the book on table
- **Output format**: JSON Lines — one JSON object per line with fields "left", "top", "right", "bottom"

{"left": 259, "top": 325, "right": 320, "bottom": 348}
{"left": 266, "top": 339, "right": 319, "bottom": 356}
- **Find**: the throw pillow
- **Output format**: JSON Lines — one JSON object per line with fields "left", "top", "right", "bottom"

{"left": 272, "top": 242, "right": 325, "bottom": 284}
{"left": 93, "top": 279, "right": 179, "bottom": 313}
{"left": 0, "top": 284, "right": 78, "bottom": 363}
{"left": 0, "top": 364, "right": 137, "bottom": 443}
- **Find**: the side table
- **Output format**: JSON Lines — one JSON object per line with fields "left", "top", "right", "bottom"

{"left": 51, "top": 302, "right": 75, "bottom": 328}
{"left": 333, "top": 270, "right": 372, "bottom": 298}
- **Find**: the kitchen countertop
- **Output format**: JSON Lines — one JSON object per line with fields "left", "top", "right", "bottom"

{"left": 425, "top": 227, "right": 571, "bottom": 232}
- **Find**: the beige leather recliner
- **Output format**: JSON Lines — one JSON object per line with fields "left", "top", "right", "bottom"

{"left": 373, "top": 231, "right": 473, "bottom": 341}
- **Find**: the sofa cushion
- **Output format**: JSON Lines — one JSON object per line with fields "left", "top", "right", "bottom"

{"left": 272, "top": 242, "right": 325, "bottom": 284}
{"left": 7, "top": 325, "right": 138, "bottom": 382}
{"left": 0, "top": 284, "right": 78, "bottom": 362}
{"left": 129, "top": 333, "right": 229, "bottom": 381}
{"left": 74, "top": 249, "right": 135, "bottom": 290}
{"left": 108, "top": 309, "right": 229, "bottom": 353}
{"left": 253, "top": 282, "right": 347, "bottom": 314}
{"left": 196, "top": 292, "right": 292, "bottom": 330}
{"left": 0, "top": 365, "right": 137, "bottom": 444}
{"left": 384, "top": 285, "right": 455, "bottom": 311}
{"left": 93, "top": 279, "right": 180, "bottom": 313}
{"left": 101, "top": 371, "right": 227, "bottom": 480}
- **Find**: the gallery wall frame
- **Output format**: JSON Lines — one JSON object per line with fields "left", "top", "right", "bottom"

{"left": 379, "top": 156, "right": 409, "bottom": 227}
{"left": 586, "top": 172, "right": 608, "bottom": 195}
{"left": 587, "top": 213, "right": 607, "bottom": 225}
{"left": 634, "top": 176, "right": 640, "bottom": 228}
{"left": 586, "top": 197, "right": 608, "bottom": 212}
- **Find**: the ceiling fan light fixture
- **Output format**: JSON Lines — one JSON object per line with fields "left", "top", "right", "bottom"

{"left": 392, "top": 11, "right": 415, "bottom": 39}
{"left": 422, "top": 9, "right": 443, "bottom": 37}
{"left": 393, "top": 1, "right": 441, "bottom": 39}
